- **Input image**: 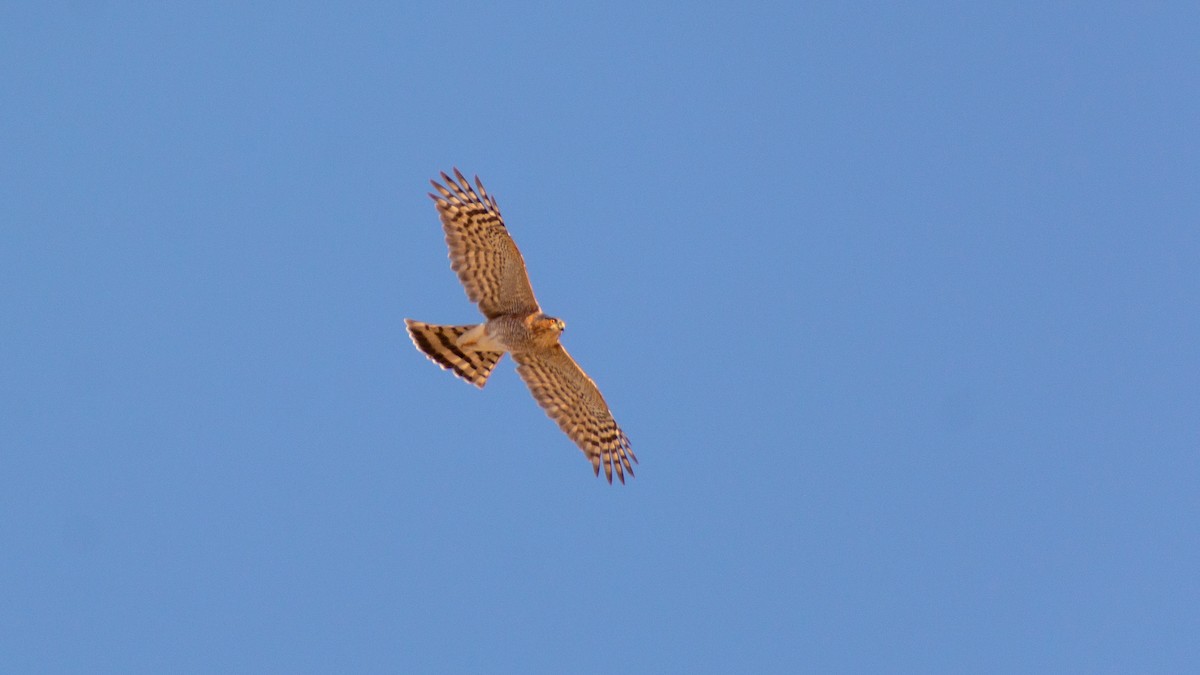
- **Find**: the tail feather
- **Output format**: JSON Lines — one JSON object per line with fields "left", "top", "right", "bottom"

{"left": 405, "top": 319, "right": 504, "bottom": 388}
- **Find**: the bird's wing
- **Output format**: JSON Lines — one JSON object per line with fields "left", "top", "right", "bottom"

{"left": 429, "top": 169, "right": 541, "bottom": 319}
{"left": 512, "top": 344, "right": 636, "bottom": 483}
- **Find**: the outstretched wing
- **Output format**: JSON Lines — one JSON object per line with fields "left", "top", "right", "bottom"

{"left": 429, "top": 169, "right": 541, "bottom": 319}
{"left": 512, "top": 345, "right": 637, "bottom": 484}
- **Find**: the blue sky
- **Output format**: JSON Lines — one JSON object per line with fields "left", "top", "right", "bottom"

{"left": 2, "top": 2, "right": 1197, "bottom": 672}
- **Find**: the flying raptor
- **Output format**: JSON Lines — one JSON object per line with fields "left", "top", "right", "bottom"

{"left": 405, "top": 169, "right": 637, "bottom": 483}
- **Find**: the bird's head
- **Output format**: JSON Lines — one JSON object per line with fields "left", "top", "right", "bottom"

{"left": 533, "top": 314, "right": 566, "bottom": 338}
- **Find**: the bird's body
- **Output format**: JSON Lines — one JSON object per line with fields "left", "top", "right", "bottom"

{"left": 463, "top": 313, "right": 564, "bottom": 353}
{"left": 405, "top": 169, "right": 636, "bottom": 483}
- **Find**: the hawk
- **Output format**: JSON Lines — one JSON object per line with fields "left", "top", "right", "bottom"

{"left": 405, "top": 169, "right": 637, "bottom": 483}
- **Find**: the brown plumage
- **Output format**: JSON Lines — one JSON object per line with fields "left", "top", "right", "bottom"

{"left": 406, "top": 169, "right": 637, "bottom": 483}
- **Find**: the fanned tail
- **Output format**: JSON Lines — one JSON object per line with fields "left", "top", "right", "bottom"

{"left": 405, "top": 319, "right": 504, "bottom": 388}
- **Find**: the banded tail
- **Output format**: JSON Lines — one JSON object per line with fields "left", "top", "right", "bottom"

{"left": 405, "top": 319, "right": 504, "bottom": 388}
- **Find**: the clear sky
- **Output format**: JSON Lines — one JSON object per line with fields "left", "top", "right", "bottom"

{"left": 2, "top": 2, "right": 1197, "bottom": 673}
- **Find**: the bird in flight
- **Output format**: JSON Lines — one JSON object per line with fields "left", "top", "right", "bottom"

{"left": 405, "top": 169, "right": 637, "bottom": 483}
